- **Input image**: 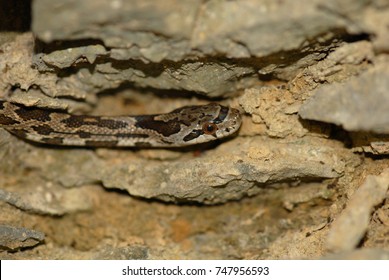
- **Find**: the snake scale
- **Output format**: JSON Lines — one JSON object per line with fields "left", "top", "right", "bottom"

{"left": 0, "top": 100, "right": 242, "bottom": 147}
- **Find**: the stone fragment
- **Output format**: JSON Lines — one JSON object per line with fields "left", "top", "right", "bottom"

{"left": 0, "top": 225, "right": 45, "bottom": 251}
{"left": 326, "top": 169, "right": 389, "bottom": 252}
{"left": 299, "top": 61, "right": 389, "bottom": 134}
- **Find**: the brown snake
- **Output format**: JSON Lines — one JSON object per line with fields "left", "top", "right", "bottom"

{"left": 0, "top": 100, "right": 242, "bottom": 147}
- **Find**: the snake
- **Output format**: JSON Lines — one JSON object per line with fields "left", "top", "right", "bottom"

{"left": 0, "top": 100, "right": 242, "bottom": 147}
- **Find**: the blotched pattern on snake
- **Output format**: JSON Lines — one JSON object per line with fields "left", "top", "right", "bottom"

{"left": 0, "top": 101, "right": 242, "bottom": 147}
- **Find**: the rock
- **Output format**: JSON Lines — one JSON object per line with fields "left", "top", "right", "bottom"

{"left": 299, "top": 60, "right": 389, "bottom": 134}
{"left": 100, "top": 136, "right": 345, "bottom": 204}
{"left": 0, "top": 225, "right": 45, "bottom": 251}
{"left": 93, "top": 245, "right": 149, "bottom": 260}
{"left": 0, "top": 128, "right": 346, "bottom": 205}
{"left": 0, "top": 130, "right": 96, "bottom": 216}
{"left": 0, "top": 0, "right": 389, "bottom": 260}
{"left": 350, "top": 132, "right": 389, "bottom": 155}
{"left": 29, "top": 0, "right": 374, "bottom": 97}
{"left": 326, "top": 169, "right": 389, "bottom": 252}
{"left": 322, "top": 248, "right": 389, "bottom": 260}
{"left": 0, "top": 186, "right": 95, "bottom": 216}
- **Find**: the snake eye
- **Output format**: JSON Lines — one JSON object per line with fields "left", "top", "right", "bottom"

{"left": 202, "top": 122, "right": 218, "bottom": 135}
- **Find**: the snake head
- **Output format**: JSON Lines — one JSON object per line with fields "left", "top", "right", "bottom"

{"left": 170, "top": 103, "right": 242, "bottom": 146}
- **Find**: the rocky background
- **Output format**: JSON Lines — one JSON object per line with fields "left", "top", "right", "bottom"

{"left": 0, "top": 0, "right": 389, "bottom": 259}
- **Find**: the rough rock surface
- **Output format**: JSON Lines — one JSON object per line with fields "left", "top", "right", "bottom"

{"left": 326, "top": 169, "right": 389, "bottom": 252}
{"left": 299, "top": 59, "right": 389, "bottom": 134}
{"left": 27, "top": 0, "right": 382, "bottom": 99}
{"left": 0, "top": 0, "right": 389, "bottom": 260}
{"left": 0, "top": 225, "right": 45, "bottom": 251}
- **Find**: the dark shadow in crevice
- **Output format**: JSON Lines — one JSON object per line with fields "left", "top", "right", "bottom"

{"left": 299, "top": 117, "right": 354, "bottom": 149}
{"left": 299, "top": 117, "right": 389, "bottom": 159}
{"left": 33, "top": 27, "right": 371, "bottom": 84}
{"left": 0, "top": 0, "right": 32, "bottom": 32}
{"left": 34, "top": 37, "right": 109, "bottom": 54}
{"left": 97, "top": 83, "right": 229, "bottom": 102}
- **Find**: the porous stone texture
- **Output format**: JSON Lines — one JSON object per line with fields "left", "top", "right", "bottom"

{"left": 0, "top": 0, "right": 389, "bottom": 260}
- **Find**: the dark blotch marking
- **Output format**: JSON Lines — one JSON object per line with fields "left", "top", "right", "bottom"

{"left": 76, "top": 131, "right": 148, "bottom": 139}
{"left": 62, "top": 115, "right": 128, "bottom": 129}
{"left": 178, "top": 116, "right": 192, "bottom": 127}
{"left": 0, "top": 114, "right": 20, "bottom": 125}
{"left": 189, "top": 117, "right": 197, "bottom": 123}
{"left": 134, "top": 142, "right": 152, "bottom": 148}
{"left": 134, "top": 115, "right": 181, "bottom": 137}
{"left": 183, "top": 129, "right": 204, "bottom": 142}
{"left": 31, "top": 124, "right": 55, "bottom": 135}
{"left": 61, "top": 115, "right": 87, "bottom": 128}
{"left": 114, "top": 133, "right": 149, "bottom": 139}
{"left": 84, "top": 140, "right": 119, "bottom": 147}
{"left": 8, "top": 129, "right": 28, "bottom": 138}
{"left": 0, "top": 101, "right": 5, "bottom": 110}
{"left": 78, "top": 131, "right": 92, "bottom": 138}
{"left": 212, "top": 106, "right": 229, "bottom": 124}
{"left": 41, "top": 137, "right": 64, "bottom": 145}
{"left": 14, "top": 106, "right": 52, "bottom": 122}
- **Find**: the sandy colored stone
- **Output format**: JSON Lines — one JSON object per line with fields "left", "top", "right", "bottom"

{"left": 326, "top": 169, "right": 389, "bottom": 252}
{"left": 1, "top": 0, "right": 389, "bottom": 260}
{"left": 322, "top": 248, "right": 389, "bottom": 260}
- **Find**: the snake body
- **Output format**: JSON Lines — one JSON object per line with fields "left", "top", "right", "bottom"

{"left": 0, "top": 100, "right": 241, "bottom": 147}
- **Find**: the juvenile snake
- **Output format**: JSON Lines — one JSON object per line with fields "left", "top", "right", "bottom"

{"left": 0, "top": 100, "right": 241, "bottom": 147}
